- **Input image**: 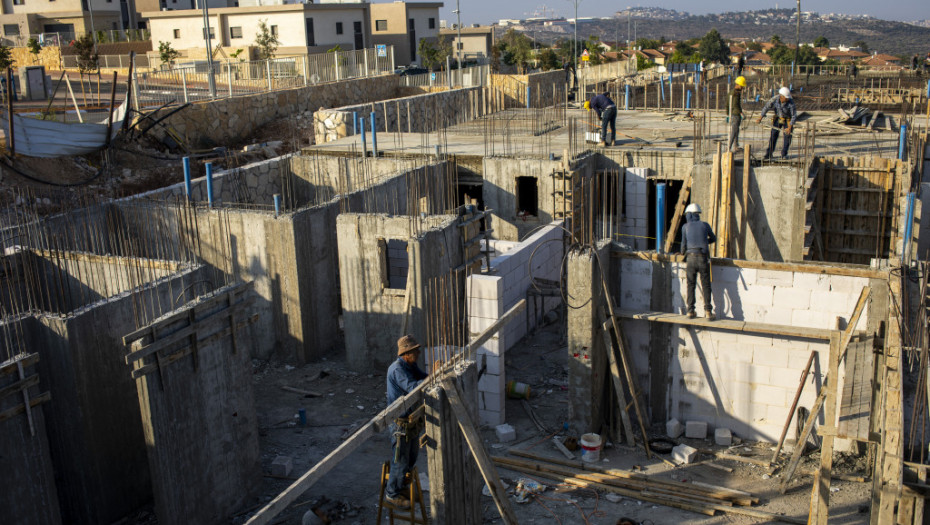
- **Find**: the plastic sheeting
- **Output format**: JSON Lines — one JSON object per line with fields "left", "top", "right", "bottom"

{"left": 2, "top": 100, "right": 128, "bottom": 158}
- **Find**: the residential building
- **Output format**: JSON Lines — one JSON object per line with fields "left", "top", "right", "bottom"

{"left": 370, "top": 1, "right": 442, "bottom": 67}
{"left": 135, "top": 0, "right": 233, "bottom": 30}
{"left": 0, "top": 0, "right": 131, "bottom": 43}
{"left": 438, "top": 25, "right": 492, "bottom": 64}
{"left": 144, "top": 3, "right": 371, "bottom": 57}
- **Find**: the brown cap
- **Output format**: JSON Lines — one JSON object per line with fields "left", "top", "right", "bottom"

{"left": 397, "top": 335, "right": 421, "bottom": 356}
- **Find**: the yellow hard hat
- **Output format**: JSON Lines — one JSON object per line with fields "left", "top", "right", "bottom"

{"left": 583, "top": 100, "right": 590, "bottom": 110}
{"left": 735, "top": 76, "right": 747, "bottom": 87}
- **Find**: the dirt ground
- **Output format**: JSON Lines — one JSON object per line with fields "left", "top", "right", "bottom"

{"left": 239, "top": 319, "right": 873, "bottom": 525}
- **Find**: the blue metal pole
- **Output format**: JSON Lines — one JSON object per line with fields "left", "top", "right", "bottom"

{"left": 755, "top": 94, "right": 760, "bottom": 102}
{"left": 182, "top": 157, "right": 192, "bottom": 199}
{"left": 624, "top": 84, "right": 630, "bottom": 110}
{"left": 659, "top": 80, "right": 665, "bottom": 101}
{"left": 353, "top": 111, "right": 358, "bottom": 135}
{"left": 656, "top": 183, "right": 667, "bottom": 253}
{"left": 686, "top": 90, "right": 691, "bottom": 109}
{"left": 273, "top": 194, "right": 281, "bottom": 218}
{"left": 370, "top": 111, "right": 378, "bottom": 157}
{"left": 360, "top": 117, "right": 367, "bottom": 157}
{"left": 904, "top": 192, "right": 916, "bottom": 261}
{"left": 526, "top": 86, "right": 531, "bottom": 109}
{"left": 899, "top": 123, "right": 907, "bottom": 160}
{"left": 205, "top": 162, "right": 214, "bottom": 208}
{"left": 926, "top": 79, "right": 930, "bottom": 98}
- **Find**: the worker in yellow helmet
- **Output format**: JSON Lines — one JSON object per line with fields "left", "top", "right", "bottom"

{"left": 728, "top": 76, "right": 746, "bottom": 153}
{"left": 583, "top": 100, "right": 590, "bottom": 110}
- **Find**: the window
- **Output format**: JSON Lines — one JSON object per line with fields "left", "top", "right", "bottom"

{"left": 516, "top": 176, "right": 539, "bottom": 217}
{"left": 229, "top": 26, "right": 242, "bottom": 39}
{"left": 173, "top": 29, "right": 180, "bottom": 39}
{"left": 305, "top": 18, "right": 315, "bottom": 46}
{"left": 428, "top": 18, "right": 435, "bottom": 29}
{"left": 353, "top": 21, "right": 362, "bottom": 33}
{"left": 408, "top": 18, "right": 414, "bottom": 30}
{"left": 379, "top": 239, "right": 409, "bottom": 290}
{"left": 335, "top": 22, "right": 343, "bottom": 35}
{"left": 271, "top": 25, "right": 278, "bottom": 36}
{"left": 12, "top": 0, "right": 23, "bottom": 5}
{"left": 202, "top": 27, "right": 215, "bottom": 39}
{"left": 3, "top": 25, "right": 19, "bottom": 36}
{"left": 375, "top": 20, "right": 387, "bottom": 31}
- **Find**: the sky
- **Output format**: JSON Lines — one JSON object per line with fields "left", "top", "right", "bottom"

{"left": 438, "top": 1, "right": 930, "bottom": 28}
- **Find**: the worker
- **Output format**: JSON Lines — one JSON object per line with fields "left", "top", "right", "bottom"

{"left": 679, "top": 203, "right": 716, "bottom": 321}
{"left": 385, "top": 335, "right": 429, "bottom": 509}
{"left": 736, "top": 53, "right": 745, "bottom": 76}
{"left": 728, "top": 76, "right": 746, "bottom": 153}
{"left": 588, "top": 85, "right": 617, "bottom": 147}
{"left": 756, "top": 86, "right": 797, "bottom": 160}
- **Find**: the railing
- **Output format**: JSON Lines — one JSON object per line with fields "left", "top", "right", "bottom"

{"left": 1, "top": 29, "right": 150, "bottom": 48}
{"left": 62, "top": 54, "right": 152, "bottom": 70}
{"left": 401, "top": 65, "right": 489, "bottom": 89}
{"left": 132, "top": 46, "right": 395, "bottom": 108}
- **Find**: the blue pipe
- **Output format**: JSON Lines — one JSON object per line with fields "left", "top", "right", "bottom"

{"left": 205, "top": 162, "right": 214, "bottom": 207}
{"left": 904, "top": 192, "right": 916, "bottom": 261}
{"left": 899, "top": 122, "right": 907, "bottom": 160}
{"left": 659, "top": 80, "right": 665, "bottom": 101}
{"left": 926, "top": 79, "right": 930, "bottom": 98}
{"left": 526, "top": 86, "right": 531, "bottom": 109}
{"left": 273, "top": 194, "right": 281, "bottom": 218}
{"left": 182, "top": 156, "right": 192, "bottom": 199}
{"left": 360, "top": 117, "right": 367, "bottom": 157}
{"left": 624, "top": 85, "right": 630, "bottom": 110}
{"left": 791, "top": 61, "right": 795, "bottom": 76}
{"left": 353, "top": 111, "right": 358, "bottom": 135}
{"left": 686, "top": 90, "right": 691, "bottom": 109}
{"left": 656, "top": 183, "right": 667, "bottom": 253}
{"left": 370, "top": 111, "right": 378, "bottom": 157}
{"left": 755, "top": 94, "right": 760, "bottom": 102}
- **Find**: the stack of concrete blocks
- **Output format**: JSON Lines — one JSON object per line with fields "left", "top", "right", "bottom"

{"left": 618, "top": 168, "right": 649, "bottom": 250}
{"left": 314, "top": 86, "right": 484, "bottom": 143}
{"left": 618, "top": 257, "right": 872, "bottom": 446}
{"left": 467, "top": 222, "right": 564, "bottom": 425}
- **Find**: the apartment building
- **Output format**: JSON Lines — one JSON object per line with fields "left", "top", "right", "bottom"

{"left": 438, "top": 25, "right": 493, "bottom": 64}
{"left": 369, "top": 1, "right": 442, "bottom": 67}
{"left": 0, "top": 0, "right": 131, "bottom": 43}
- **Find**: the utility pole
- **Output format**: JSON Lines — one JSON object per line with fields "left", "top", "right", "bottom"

{"left": 794, "top": 0, "right": 801, "bottom": 70}
{"left": 87, "top": 0, "right": 98, "bottom": 54}
{"left": 573, "top": 0, "right": 580, "bottom": 81}
{"left": 454, "top": 0, "right": 462, "bottom": 68}
{"left": 200, "top": 0, "right": 217, "bottom": 98}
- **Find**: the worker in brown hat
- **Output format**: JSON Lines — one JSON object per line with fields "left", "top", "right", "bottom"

{"left": 384, "top": 334, "right": 429, "bottom": 509}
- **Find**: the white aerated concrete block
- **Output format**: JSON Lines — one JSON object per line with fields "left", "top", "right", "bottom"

{"left": 672, "top": 444, "right": 699, "bottom": 464}
{"left": 685, "top": 420, "right": 708, "bottom": 439}
{"left": 495, "top": 423, "right": 516, "bottom": 442}
{"left": 478, "top": 372, "right": 504, "bottom": 396}
{"left": 480, "top": 409, "right": 503, "bottom": 426}
{"left": 715, "top": 428, "right": 733, "bottom": 446}
{"left": 666, "top": 418, "right": 683, "bottom": 438}
{"left": 755, "top": 270, "right": 794, "bottom": 286}
{"left": 272, "top": 456, "right": 293, "bottom": 477}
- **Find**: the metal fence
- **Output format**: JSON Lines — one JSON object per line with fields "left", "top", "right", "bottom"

{"left": 129, "top": 46, "right": 394, "bottom": 108}
{"left": 401, "top": 65, "right": 490, "bottom": 89}
{"left": 62, "top": 54, "right": 152, "bottom": 70}
{"left": 1, "top": 29, "right": 151, "bottom": 48}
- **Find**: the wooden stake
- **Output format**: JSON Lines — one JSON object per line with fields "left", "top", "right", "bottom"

{"left": 64, "top": 74, "right": 84, "bottom": 123}
{"left": 105, "top": 71, "right": 118, "bottom": 147}
{"left": 770, "top": 350, "right": 817, "bottom": 464}
{"left": 599, "top": 309, "right": 635, "bottom": 446}
{"left": 740, "top": 144, "right": 750, "bottom": 258}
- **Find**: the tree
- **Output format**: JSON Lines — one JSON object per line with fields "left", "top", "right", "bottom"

{"left": 72, "top": 34, "right": 98, "bottom": 105}
{"left": 636, "top": 54, "right": 654, "bottom": 70}
{"left": 158, "top": 41, "right": 180, "bottom": 68}
{"left": 674, "top": 40, "right": 695, "bottom": 57}
{"left": 27, "top": 38, "right": 41, "bottom": 64}
{"left": 255, "top": 19, "right": 280, "bottom": 60}
{"left": 813, "top": 36, "right": 829, "bottom": 49}
{"left": 698, "top": 28, "right": 729, "bottom": 64}
{"left": 669, "top": 50, "right": 701, "bottom": 64}
{"left": 584, "top": 36, "right": 603, "bottom": 65}
{"left": 0, "top": 42, "right": 14, "bottom": 72}
{"left": 418, "top": 36, "right": 452, "bottom": 70}
{"left": 635, "top": 38, "right": 662, "bottom": 51}
{"left": 770, "top": 44, "right": 819, "bottom": 66}
{"left": 229, "top": 48, "right": 245, "bottom": 62}
{"left": 770, "top": 34, "right": 783, "bottom": 45}
{"left": 495, "top": 29, "right": 533, "bottom": 73}
{"left": 538, "top": 48, "right": 560, "bottom": 71}
{"left": 853, "top": 40, "right": 869, "bottom": 54}
{"left": 746, "top": 41, "right": 763, "bottom": 52}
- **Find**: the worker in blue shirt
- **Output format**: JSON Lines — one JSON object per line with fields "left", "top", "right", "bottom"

{"left": 757, "top": 87, "right": 797, "bottom": 160}
{"left": 679, "top": 204, "right": 717, "bottom": 320}
{"left": 384, "top": 335, "right": 429, "bottom": 509}
{"left": 588, "top": 85, "right": 617, "bottom": 147}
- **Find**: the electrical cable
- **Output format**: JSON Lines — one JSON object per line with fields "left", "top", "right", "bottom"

{"left": 0, "top": 156, "right": 107, "bottom": 187}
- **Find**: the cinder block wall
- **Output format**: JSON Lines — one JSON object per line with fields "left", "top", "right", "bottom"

{"left": 467, "top": 222, "right": 565, "bottom": 425}
{"left": 619, "top": 167, "right": 649, "bottom": 250}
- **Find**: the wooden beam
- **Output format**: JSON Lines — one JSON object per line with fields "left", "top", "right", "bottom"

{"left": 444, "top": 380, "right": 519, "bottom": 524}
{"left": 599, "top": 310, "right": 635, "bottom": 446}
{"left": 614, "top": 309, "right": 841, "bottom": 341}
{"left": 610, "top": 251, "right": 889, "bottom": 279}
{"left": 815, "top": 330, "right": 842, "bottom": 525}
{"left": 664, "top": 175, "right": 693, "bottom": 253}
{"left": 740, "top": 144, "right": 750, "bottom": 258}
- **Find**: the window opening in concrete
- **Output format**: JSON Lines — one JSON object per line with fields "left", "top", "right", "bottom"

{"left": 647, "top": 179, "right": 683, "bottom": 251}
{"left": 516, "top": 176, "right": 539, "bottom": 217}
{"left": 305, "top": 18, "right": 315, "bottom": 46}
{"left": 336, "top": 22, "right": 343, "bottom": 35}
{"left": 380, "top": 239, "right": 409, "bottom": 290}
{"left": 173, "top": 29, "right": 180, "bottom": 39}
{"left": 376, "top": 20, "right": 387, "bottom": 31}
{"left": 202, "top": 27, "right": 215, "bottom": 40}
{"left": 457, "top": 182, "right": 487, "bottom": 231}
{"left": 229, "top": 26, "right": 242, "bottom": 39}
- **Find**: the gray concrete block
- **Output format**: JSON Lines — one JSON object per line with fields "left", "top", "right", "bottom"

{"left": 685, "top": 420, "right": 708, "bottom": 439}
{"left": 672, "top": 443, "right": 699, "bottom": 464}
{"left": 272, "top": 456, "right": 293, "bottom": 477}
{"left": 495, "top": 423, "right": 516, "bottom": 443}
{"left": 715, "top": 428, "right": 733, "bottom": 446}
{"left": 666, "top": 418, "right": 683, "bottom": 439}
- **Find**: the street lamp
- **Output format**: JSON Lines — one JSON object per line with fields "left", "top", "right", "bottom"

{"left": 199, "top": 0, "right": 217, "bottom": 98}
{"left": 572, "top": 0, "right": 580, "bottom": 82}
{"left": 453, "top": 1, "right": 462, "bottom": 68}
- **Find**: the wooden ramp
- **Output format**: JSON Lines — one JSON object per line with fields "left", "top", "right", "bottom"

{"left": 837, "top": 336, "right": 874, "bottom": 442}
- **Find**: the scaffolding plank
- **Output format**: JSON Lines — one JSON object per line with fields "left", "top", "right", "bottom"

{"left": 615, "top": 310, "right": 838, "bottom": 340}
{"left": 838, "top": 336, "right": 874, "bottom": 441}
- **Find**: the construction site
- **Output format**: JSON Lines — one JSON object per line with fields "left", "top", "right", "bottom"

{"left": 2, "top": 57, "right": 930, "bottom": 525}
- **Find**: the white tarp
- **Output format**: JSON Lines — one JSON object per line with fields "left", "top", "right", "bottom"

{"left": 2, "top": 100, "right": 128, "bottom": 158}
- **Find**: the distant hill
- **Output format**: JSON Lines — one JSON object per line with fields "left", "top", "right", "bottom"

{"left": 523, "top": 9, "right": 930, "bottom": 57}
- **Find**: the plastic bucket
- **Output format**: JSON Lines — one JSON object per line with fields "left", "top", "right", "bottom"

{"left": 506, "top": 380, "right": 531, "bottom": 400}
{"left": 580, "top": 433, "right": 602, "bottom": 463}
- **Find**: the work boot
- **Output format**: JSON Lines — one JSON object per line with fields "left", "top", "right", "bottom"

{"left": 687, "top": 310, "right": 696, "bottom": 319}
{"left": 385, "top": 494, "right": 411, "bottom": 509}
{"left": 705, "top": 310, "right": 716, "bottom": 321}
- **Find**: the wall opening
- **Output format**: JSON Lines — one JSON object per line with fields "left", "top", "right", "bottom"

{"left": 648, "top": 179, "right": 684, "bottom": 251}
{"left": 379, "top": 239, "right": 409, "bottom": 290}
{"left": 516, "top": 176, "right": 539, "bottom": 217}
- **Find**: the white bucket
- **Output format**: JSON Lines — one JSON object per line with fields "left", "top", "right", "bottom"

{"left": 580, "top": 433, "right": 602, "bottom": 463}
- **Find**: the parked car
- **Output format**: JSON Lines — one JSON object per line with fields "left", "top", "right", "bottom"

{"left": 393, "top": 66, "right": 429, "bottom": 76}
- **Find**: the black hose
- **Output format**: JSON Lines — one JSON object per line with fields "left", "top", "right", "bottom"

{"left": 0, "top": 156, "right": 106, "bottom": 187}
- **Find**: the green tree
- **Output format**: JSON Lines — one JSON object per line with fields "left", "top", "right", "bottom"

{"left": 73, "top": 34, "right": 98, "bottom": 75}
{"left": 26, "top": 38, "right": 41, "bottom": 64}
{"left": 770, "top": 34, "right": 783, "bottom": 45}
{"left": 158, "top": 41, "right": 180, "bottom": 68}
{"left": 254, "top": 19, "right": 280, "bottom": 60}
{"left": 229, "top": 48, "right": 245, "bottom": 62}
{"left": 538, "top": 48, "right": 560, "bottom": 70}
{"left": 698, "top": 28, "right": 729, "bottom": 64}
{"left": 746, "top": 41, "right": 763, "bottom": 52}
{"left": 634, "top": 38, "right": 663, "bottom": 51}
{"left": 813, "top": 36, "right": 829, "bottom": 48}
{"left": 636, "top": 54, "right": 655, "bottom": 70}
{"left": 674, "top": 40, "right": 695, "bottom": 57}
{"left": 495, "top": 29, "right": 533, "bottom": 73}
{"left": 584, "top": 36, "right": 603, "bottom": 65}
{"left": 669, "top": 50, "right": 701, "bottom": 64}
{"left": 418, "top": 36, "right": 452, "bottom": 70}
{"left": 0, "top": 42, "right": 14, "bottom": 72}
{"left": 853, "top": 40, "right": 869, "bottom": 53}
{"left": 770, "top": 44, "right": 819, "bottom": 66}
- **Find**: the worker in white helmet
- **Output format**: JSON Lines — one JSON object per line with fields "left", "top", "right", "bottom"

{"left": 728, "top": 76, "right": 747, "bottom": 153}
{"left": 756, "top": 86, "right": 797, "bottom": 160}
{"left": 679, "top": 203, "right": 716, "bottom": 320}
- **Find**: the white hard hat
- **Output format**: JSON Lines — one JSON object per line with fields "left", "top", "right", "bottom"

{"left": 779, "top": 86, "right": 792, "bottom": 98}
{"left": 685, "top": 203, "right": 701, "bottom": 214}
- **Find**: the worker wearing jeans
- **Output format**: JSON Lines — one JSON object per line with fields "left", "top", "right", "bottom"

{"left": 385, "top": 335, "right": 428, "bottom": 509}
{"left": 728, "top": 76, "right": 746, "bottom": 153}
{"left": 757, "top": 87, "right": 797, "bottom": 160}
{"left": 589, "top": 87, "right": 616, "bottom": 147}
{"left": 679, "top": 204, "right": 716, "bottom": 320}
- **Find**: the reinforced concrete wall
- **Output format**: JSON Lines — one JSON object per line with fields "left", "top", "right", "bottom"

{"left": 467, "top": 221, "right": 565, "bottom": 425}
{"left": 337, "top": 214, "right": 464, "bottom": 371}
{"left": 314, "top": 86, "right": 484, "bottom": 143}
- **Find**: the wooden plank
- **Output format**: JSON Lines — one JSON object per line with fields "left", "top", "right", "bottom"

{"left": 665, "top": 175, "right": 693, "bottom": 253}
{"left": 740, "top": 144, "right": 750, "bottom": 258}
{"left": 610, "top": 251, "right": 889, "bottom": 279}
{"left": 0, "top": 353, "right": 39, "bottom": 377}
{"left": 599, "top": 309, "right": 635, "bottom": 446}
{"left": 0, "top": 373, "right": 40, "bottom": 402}
{"left": 465, "top": 299, "right": 526, "bottom": 356}
{"left": 837, "top": 337, "right": 873, "bottom": 440}
{"left": 444, "top": 380, "right": 519, "bottom": 524}
{"left": 816, "top": 330, "right": 842, "bottom": 525}
{"left": 771, "top": 351, "right": 817, "bottom": 464}
{"left": 718, "top": 152, "right": 733, "bottom": 258}
{"left": 122, "top": 283, "right": 248, "bottom": 343}
{"left": 915, "top": 468, "right": 926, "bottom": 525}
{"left": 0, "top": 391, "right": 51, "bottom": 423}
{"left": 779, "top": 386, "right": 828, "bottom": 494}
{"left": 615, "top": 309, "right": 839, "bottom": 340}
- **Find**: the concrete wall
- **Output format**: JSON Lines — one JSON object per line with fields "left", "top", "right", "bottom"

{"left": 0, "top": 344, "right": 62, "bottom": 525}
{"left": 144, "top": 74, "right": 402, "bottom": 148}
{"left": 489, "top": 69, "right": 566, "bottom": 108}
{"left": 314, "top": 86, "right": 484, "bottom": 143}
{"left": 337, "top": 213, "right": 464, "bottom": 371}
{"left": 618, "top": 167, "right": 649, "bottom": 250}
{"left": 467, "top": 221, "right": 564, "bottom": 425}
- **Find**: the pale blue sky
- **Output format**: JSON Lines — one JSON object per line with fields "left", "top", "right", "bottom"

{"left": 438, "top": 1, "right": 930, "bottom": 27}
